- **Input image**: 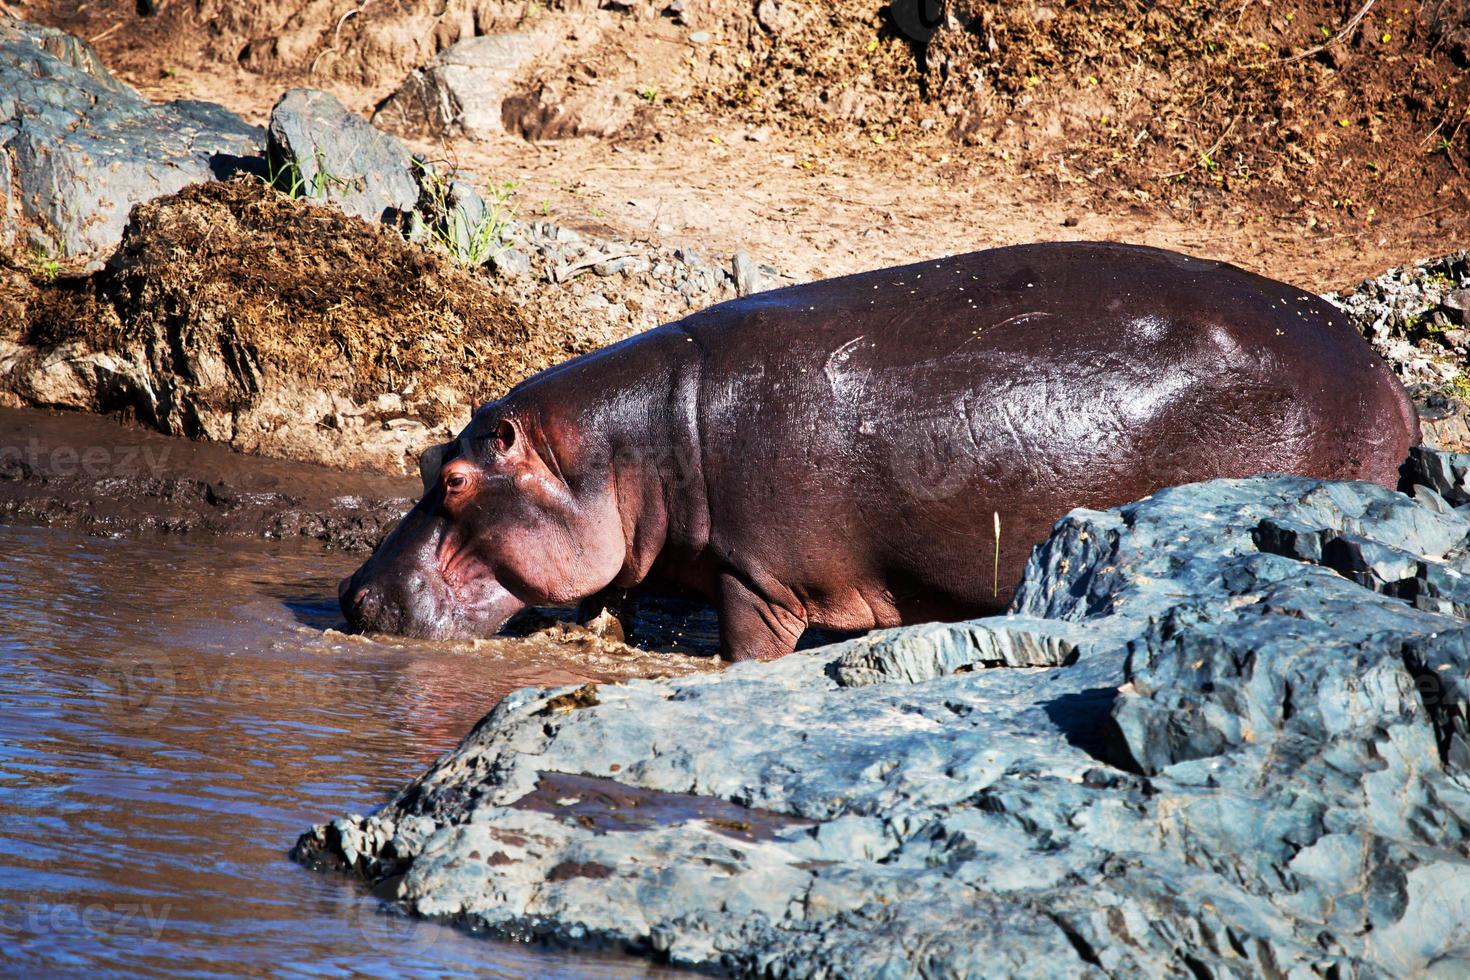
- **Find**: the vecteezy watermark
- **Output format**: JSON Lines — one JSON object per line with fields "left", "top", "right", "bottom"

{"left": 1, "top": 901, "right": 173, "bottom": 940}
{"left": 86, "top": 653, "right": 431, "bottom": 734}
{"left": 0, "top": 438, "right": 173, "bottom": 481}
{"left": 88, "top": 653, "right": 179, "bottom": 730}
{"left": 890, "top": 0, "right": 946, "bottom": 43}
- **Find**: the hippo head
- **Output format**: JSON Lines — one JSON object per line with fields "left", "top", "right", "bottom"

{"left": 338, "top": 404, "right": 627, "bottom": 639}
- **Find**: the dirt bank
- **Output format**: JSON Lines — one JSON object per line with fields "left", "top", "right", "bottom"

{"left": 0, "top": 404, "right": 415, "bottom": 549}
{"left": 20, "top": 0, "right": 1470, "bottom": 291}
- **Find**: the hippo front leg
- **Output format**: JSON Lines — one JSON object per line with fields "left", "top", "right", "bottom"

{"left": 716, "top": 572, "right": 806, "bottom": 661}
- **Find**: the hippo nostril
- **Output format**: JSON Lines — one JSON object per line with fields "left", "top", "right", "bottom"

{"left": 341, "top": 583, "right": 381, "bottom": 628}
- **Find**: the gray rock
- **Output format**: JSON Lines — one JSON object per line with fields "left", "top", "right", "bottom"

{"left": 418, "top": 174, "right": 496, "bottom": 260}
{"left": 297, "top": 453, "right": 1470, "bottom": 977}
{"left": 266, "top": 88, "right": 418, "bottom": 225}
{"left": 756, "top": 0, "right": 813, "bottom": 36}
{"left": 731, "top": 248, "right": 763, "bottom": 296}
{"left": 833, "top": 617, "right": 1082, "bottom": 687}
{"left": 0, "top": 19, "right": 262, "bottom": 262}
{"left": 372, "top": 33, "right": 550, "bottom": 141}
{"left": 1327, "top": 252, "right": 1470, "bottom": 389}
{"left": 1444, "top": 288, "right": 1470, "bottom": 325}
{"left": 489, "top": 247, "right": 531, "bottom": 279}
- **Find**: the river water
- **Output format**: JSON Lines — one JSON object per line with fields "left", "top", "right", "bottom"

{"left": 0, "top": 521, "right": 717, "bottom": 976}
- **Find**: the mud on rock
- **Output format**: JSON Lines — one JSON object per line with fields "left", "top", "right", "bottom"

{"left": 2, "top": 178, "right": 619, "bottom": 472}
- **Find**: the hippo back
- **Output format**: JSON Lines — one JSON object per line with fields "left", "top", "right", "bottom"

{"left": 674, "top": 241, "right": 1416, "bottom": 616}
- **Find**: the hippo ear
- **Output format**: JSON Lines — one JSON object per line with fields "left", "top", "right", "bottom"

{"left": 491, "top": 418, "right": 533, "bottom": 464}
{"left": 418, "top": 441, "right": 450, "bottom": 492}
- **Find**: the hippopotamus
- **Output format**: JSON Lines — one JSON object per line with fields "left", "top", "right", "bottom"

{"left": 339, "top": 241, "right": 1418, "bottom": 659}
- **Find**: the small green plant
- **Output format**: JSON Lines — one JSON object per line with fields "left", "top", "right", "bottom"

{"left": 30, "top": 249, "right": 59, "bottom": 283}
{"left": 419, "top": 168, "right": 518, "bottom": 266}
{"left": 539, "top": 198, "right": 551, "bottom": 216}
{"left": 263, "top": 146, "right": 351, "bottom": 201}
{"left": 1447, "top": 374, "right": 1470, "bottom": 402}
{"left": 1200, "top": 152, "right": 1218, "bottom": 173}
{"left": 638, "top": 84, "right": 659, "bottom": 102}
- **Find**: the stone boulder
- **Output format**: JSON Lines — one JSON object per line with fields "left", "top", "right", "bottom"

{"left": 0, "top": 17, "right": 262, "bottom": 263}
{"left": 265, "top": 88, "right": 420, "bottom": 225}
{"left": 372, "top": 33, "right": 553, "bottom": 141}
{"left": 297, "top": 461, "right": 1470, "bottom": 976}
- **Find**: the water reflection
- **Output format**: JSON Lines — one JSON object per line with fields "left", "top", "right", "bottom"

{"left": 0, "top": 524, "right": 711, "bottom": 976}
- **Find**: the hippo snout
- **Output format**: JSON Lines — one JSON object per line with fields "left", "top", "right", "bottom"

{"left": 339, "top": 567, "right": 436, "bottom": 635}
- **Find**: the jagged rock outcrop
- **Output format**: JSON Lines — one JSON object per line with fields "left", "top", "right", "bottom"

{"left": 296, "top": 456, "right": 1470, "bottom": 977}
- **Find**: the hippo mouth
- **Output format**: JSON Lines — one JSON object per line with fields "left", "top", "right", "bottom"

{"left": 338, "top": 566, "right": 523, "bottom": 640}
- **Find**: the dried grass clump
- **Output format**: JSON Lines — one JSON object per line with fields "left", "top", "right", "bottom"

{"left": 95, "top": 178, "right": 599, "bottom": 409}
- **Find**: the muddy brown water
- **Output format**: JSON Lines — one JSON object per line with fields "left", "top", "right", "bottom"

{"left": 0, "top": 410, "right": 731, "bottom": 976}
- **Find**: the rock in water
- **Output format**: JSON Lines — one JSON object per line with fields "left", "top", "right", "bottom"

{"left": 266, "top": 89, "right": 419, "bottom": 224}
{"left": 296, "top": 454, "right": 1470, "bottom": 976}
{"left": 0, "top": 18, "right": 262, "bottom": 262}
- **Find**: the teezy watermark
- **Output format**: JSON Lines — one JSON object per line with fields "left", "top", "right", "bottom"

{"left": 1, "top": 901, "right": 173, "bottom": 941}
{"left": 0, "top": 438, "right": 172, "bottom": 480}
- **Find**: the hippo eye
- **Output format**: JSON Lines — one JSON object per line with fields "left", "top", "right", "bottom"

{"left": 445, "top": 473, "right": 468, "bottom": 493}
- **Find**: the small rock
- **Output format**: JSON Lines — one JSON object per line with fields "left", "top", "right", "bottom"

{"left": 688, "top": 30, "right": 711, "bottom": 44}
{"left": 755, "top": 0, "right": 811, "bottom": 35}
{"left": 372, "top": 33, "right": 551, "bottom": 140}
{"left": 489, "top": 248, "right": 531, "bottom": 279}
{"left": 731, "top": 250, "right": 763, "bottom": 297}
{"left": 1443, "top": 288, "right": 1470, "bottom": 325}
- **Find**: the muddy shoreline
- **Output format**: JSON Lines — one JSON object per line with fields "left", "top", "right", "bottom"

{"left": 0, "top": 406, "right": 415, "bottom": 552}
